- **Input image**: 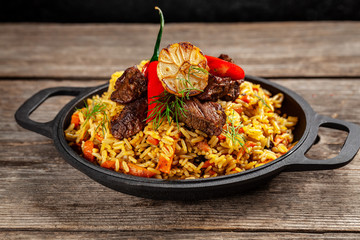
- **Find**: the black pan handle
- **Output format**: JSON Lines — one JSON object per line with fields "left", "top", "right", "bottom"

{"left": 15, "top": 87, "right": 90, "bottom": 139}
{"left": 286, "top": 114, "right": 360, "bottom": 171}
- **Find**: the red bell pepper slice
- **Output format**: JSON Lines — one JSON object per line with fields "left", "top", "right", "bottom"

{"left": 205, "top": 55, "right": 245, "bottom": 80}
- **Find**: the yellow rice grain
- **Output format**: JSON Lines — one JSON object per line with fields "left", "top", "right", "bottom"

{"left": 122, "top": 161, "right": 129, "bottom": 173}
{"left": 180, "top": 127, "right": 191, "bottom": 139}
{"left": 140, "top": 146, "right": 152, "bottom": 159}
{"left": 166, "top": 125, "right": 174, "bottom": 135}
{"left": 115, "top": 159, "right": 120, "bottom": 172}
{"left": 190, "top": 136, "right": 204, "bottom": 144}
{"left": 161, "top": 135, "right": 175, "bottom": 145}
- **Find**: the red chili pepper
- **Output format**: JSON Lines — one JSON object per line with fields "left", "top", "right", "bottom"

{"left": 146, "top": 61, "right": 165, "bottom": 122}
{"left": 205, "top": 55, "right": 245, "bottom": 80}
{"left": 146, "top": 7, "right": 165, "bottom": 122}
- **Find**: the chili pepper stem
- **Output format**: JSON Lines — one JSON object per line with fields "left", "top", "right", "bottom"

{"left": 150, "top": 7, "right": 164, "bottom": 62}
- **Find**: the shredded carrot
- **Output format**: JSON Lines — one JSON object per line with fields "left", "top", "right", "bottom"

{"left": 201, "top": 160, "right": 214, "bottom": 169}
{"left": 71, "top": 112, "right": 80, "bottom": 128}
{"left": 96, "top": 133, "right": 104, "bottom": 142}
{"left": 208, "top": 170, "right": 216, "bottom": 176}
{"left": 274, "top": 135, "right": 288, "bottom": 146}
{"left": 101, "top": 160, "right": 116, "bottom": 170}
{"left": 246, "top": 141, "right": 256, "bottom": 148}
{"left": 156, "top": 143, "right": 176, "bottom": 174}
{"left": 236, "top": 141, "right": 256, "bottom": 161}
{"left": 146, "top": 135, "right": 159, "bottom": 145}
{"left": 157, "top": 155, "right": 172, "bottom": 174}
{"left": 196, "top": 141, "right": 211, "bottom": 152}
{"left": 240, "top": 95, "right": 251, "bottom": 103}
{"left": 262, "top": 158, "right": 274, "bottom": 165}
{"left": 233, "top": 106, "right": 243, "bottom": 114}
{"left": 236, "top": 149, "right": 245, "bottom": 162}
{"left": 126, "top": 163, "right": 156, "bottom": 178}
{"left": 237, "top": 127, "right": 244, "bottom": 134}
{"left": 217, "top": 134, "right": 226, "bottom": 141}
{"left": 83, "top": 140, "right": 94, "bottom": 162}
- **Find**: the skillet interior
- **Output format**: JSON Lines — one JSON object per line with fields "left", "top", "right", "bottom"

{"left": 58, "top": 76, "right": 309, "bottom": 199}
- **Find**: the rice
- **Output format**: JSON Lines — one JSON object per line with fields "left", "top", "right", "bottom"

{"left": 65, "top": 61, "right": 298, "bottom": 180}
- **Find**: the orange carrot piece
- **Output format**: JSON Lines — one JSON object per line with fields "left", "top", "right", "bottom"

{"left": 96, "top": 133, "right": 104, "bottom": 142}
{"left": 71, "top": 112, "right": 80, "bottom": 128}
{"left": 246, "top": 141, "right": 256, "bottom": 148}
{"left": 157, "top": 155, "right": 172, "bottom": 174}
{"left": 237, "top": 127, "right": 245, "bottom": 134}
{"left": 101, "top": 160, "right": 116, "bottom": 170}
{"left": 236, "top": 141, "right": 256, "bottom": 161}
{"left": 156, "top": 143, "right": 176, "bottom": 174}
{"left": 83, "top": 140, "right": 94, "bottom": 162}
{"left": 217, "top": 134, "right": 226, "bottom": 141}
{"left": 240, "top": 95, "right": 251, "bottom": 103}
{"left": 274, "top": 136, "right": 284, "bottom": 146}
{"left": 146, "top": 135, "right": 159, "bottom": 145}
{"left": 233, "top": 106, "right": 243, "bottom": 114}
{"left": 201, "top": 160, "right": 214, "bottom": 169}
{"left": 127, "top": 163, "right": 156, "bottom": 178}
{"left": 236, "top": 149, "right": 245, "bottom": 161}
{"left": 208, "top": 170, "right": 216, "bottom": 176}
{"left": 196, "top": 141, "right": 211, "bottom": 152}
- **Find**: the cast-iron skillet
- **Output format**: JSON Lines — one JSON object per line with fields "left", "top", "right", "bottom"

{"left": 15, "top": 76, "right": 360, "bottom": 200}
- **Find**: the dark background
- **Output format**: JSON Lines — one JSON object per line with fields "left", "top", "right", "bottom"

{"left": 1, "top": 0, "right": 360, "bottom": 22}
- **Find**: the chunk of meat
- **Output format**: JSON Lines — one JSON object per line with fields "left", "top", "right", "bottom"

{"left": 197, "top": 74, "right": 243, "bottom": 102}
{"left": 111, "top": 97, "right": 147, "bottom": 140}
{"left": 110, "top": 66, "right": 147, "bottom": 104}
{"left": 218, "top": 54, "right": 234, "bottom": 63}
{"left": 179, "top": 98, "right": 226, "bottom": 136}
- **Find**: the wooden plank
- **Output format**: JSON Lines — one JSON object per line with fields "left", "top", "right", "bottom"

{"left": 1, "top": 231, "right": 360, "bottom": 240}
{"left": 1, "top": 79, "right": 360, "bottom": 232}
{"left": 0, "top": 22, "right": 360, "bottom": 78}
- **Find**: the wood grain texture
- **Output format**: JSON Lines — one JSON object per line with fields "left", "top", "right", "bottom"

{"left": 1, "top": 79, "right": 360, "bottom": 237}
{"left": 1, "top": 231, "right": 360, "bottom": 240}
{"left": 1, "top": 22, "right": 360, "bottom": 78}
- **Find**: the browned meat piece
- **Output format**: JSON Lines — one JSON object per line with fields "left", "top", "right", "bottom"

{"left": 110, "top": 66, "right": 147, "bottom": 104}
{"left": 197, "top": 74, "right": 243, "bottom": 102}
{"left": 179, "top": 98, "right": 226, "bottom": 136}
{"left": 110, "top": 97, "right": 147, "bottom": 140}
{"left": 218, "top": 54, "right": 234, "bottom": 63}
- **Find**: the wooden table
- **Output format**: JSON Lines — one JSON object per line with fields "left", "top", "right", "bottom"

{"left": 1, "top": 22, "right": 360, "bottom": 239}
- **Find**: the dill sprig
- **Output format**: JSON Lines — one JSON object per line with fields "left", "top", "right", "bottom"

{"left": 146, "top": 91, "right": 187, "bottom": 130}
{"left": 254, "top": 94, "right": 271, "bottom": 109}
{"left": 177, "top": 65, "right": 208, "bottom": 99}
{"left": 222, "top": 111, "right": 247, "bottom": 150}
{"left": 80, "top": 100, "right": 109, "bottom": 136}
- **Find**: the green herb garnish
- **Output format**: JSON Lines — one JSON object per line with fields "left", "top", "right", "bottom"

{"left": 146, "top": 91, "right": 187, "bottom": 130}
{"left": 177, "top": 65, "right": 208, "bottom": 99}
{"left": 81, "top": 100, "right": 109, "bottom": 136}
{"left": 254, "top": 94, "right": 271, "bottom": 109}
{"left": 222, "top": 111, "right": 247, "bottom": 150}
